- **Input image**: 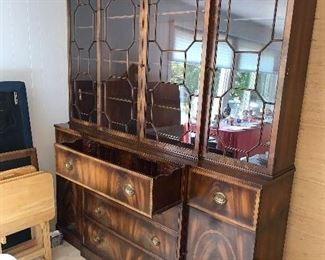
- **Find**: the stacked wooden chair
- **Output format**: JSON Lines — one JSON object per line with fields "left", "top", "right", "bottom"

{"left": 0, "top": 148, "right": 55, "bottom": 260}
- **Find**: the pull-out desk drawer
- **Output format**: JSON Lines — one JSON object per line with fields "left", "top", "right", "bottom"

{"left": 55, "top": 139, "right": 183, "bottom": 218}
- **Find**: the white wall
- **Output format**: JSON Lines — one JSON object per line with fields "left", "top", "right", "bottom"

{"left": 0, "top": 0, "right": 69, "bottom": 173}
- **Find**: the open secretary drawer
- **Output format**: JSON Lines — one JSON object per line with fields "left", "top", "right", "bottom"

{"left": 55, "top": 139, "right": 183, "bottom": 218}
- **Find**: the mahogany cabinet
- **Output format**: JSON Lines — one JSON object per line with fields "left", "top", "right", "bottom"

{"left": 55, "top": 0, "right": 317, "bottom": 259}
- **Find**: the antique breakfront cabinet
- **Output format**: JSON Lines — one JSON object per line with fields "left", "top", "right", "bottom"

{"left": 55, "top": 0, "right": 317, "bottom": 259}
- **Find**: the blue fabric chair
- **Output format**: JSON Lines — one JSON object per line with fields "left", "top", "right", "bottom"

{"left": 0, "top": 81, "right": 33, "bottom": 249}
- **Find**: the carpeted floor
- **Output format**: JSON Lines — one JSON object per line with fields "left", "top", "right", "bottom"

{"left": 52, "top": 241, "right": 85, "bottom": 260}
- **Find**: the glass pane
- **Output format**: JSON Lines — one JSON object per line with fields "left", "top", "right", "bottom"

{"left": 145, "top": 0, "right": 206, "bottom": 148}
{"left": 208, "top": 0, "right": 288, "bottom": 167}
{"left": 257, "top": 42, "right": 283, "bottom": 103}
{"left": 70, "top": 0, "right": 97, "bottom": 123}
{"left": 227, "top": 0, "right": 284, "bottom": 52}
{"left": 100, "top": 0, "right": 140, "bottom": 135}
{"left": 274, "top": 0, "right": 288, "bottom": 39}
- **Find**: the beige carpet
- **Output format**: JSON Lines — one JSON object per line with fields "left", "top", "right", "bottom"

{"left": 52, "top": 241, "right": 85, "bottom": 260}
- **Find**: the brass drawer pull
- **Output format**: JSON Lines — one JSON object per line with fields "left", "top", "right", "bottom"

{"left": 124, "top": 184, "right": 135, "bottom": 197}
{"left": 94, "top": 207, "right": 104, "bottom": 217}
{"left": 213, "top": 192, "right": 227, "bottom": 205}
{"left": 93, "top": 235, "right": 102, "bottom": 244}
{"left": 64, "top": 160, "right": 73, "bottom": 171}
{"left": 151, "top": 236, "right": 160, "bottom": 247}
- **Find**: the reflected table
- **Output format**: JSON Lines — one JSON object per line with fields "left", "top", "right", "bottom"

{"left": 189, "top": 123, "right": 272, "bottom": 159}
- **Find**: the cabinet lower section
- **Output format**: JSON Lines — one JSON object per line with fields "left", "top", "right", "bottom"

{"left": 55, "top": 127, "right": 294, "bottom": 260}
{"left": 57, "top": 174, "right": 292, "bottom": 260}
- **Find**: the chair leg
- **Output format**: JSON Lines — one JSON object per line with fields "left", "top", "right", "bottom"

{"left": 40, "top": 222, "right": 52, "bottom": 260}
{"left": 31, "top": 225, "right": 42, "bottom": 247}
{"left": 0, "top": 236, "right": 6, "bottom": 254}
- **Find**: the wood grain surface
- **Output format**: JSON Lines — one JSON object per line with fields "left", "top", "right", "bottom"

{"left": 186, "top": 207, "right": 255, "bottom": 260}
{"left": 84, "top": 217, "right": 161, "bottom": 260}
{"left": 55, "top": 142, "right": 182, "bottom": 217}
{"left": 188, "top": 169, "right": 260, "bottom": 230}
{"left": 284, "top": 1, "right": 325, "bottom": 259}
{"left": 84, "top": 190, "right": 179, "bottom": 259}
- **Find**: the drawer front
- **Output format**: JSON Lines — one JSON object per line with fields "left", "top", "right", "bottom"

{"left": 188, "top": 169, "right": 260, "bottom": 230}
{"left": 186, "top": 207, "right": 255, "bottom": 260}
{"left": 55, "top": 144, "right": 153, "bottom": 216}
{"left": 85, "top": 191, "right": 178, "bottom": 259}
{"left": 84, "top": 218, "right": 161, "bottom": 260}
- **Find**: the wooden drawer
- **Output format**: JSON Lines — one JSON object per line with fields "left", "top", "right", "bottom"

{"left": 188, "top": 169, "right": 260, "bottom": 230}
{"left": 55, "top": 139, "right": 183, "bottom": 218}
{"left": 84, "top": 217, "right": 161, "bottom": 260}
{"left": 186, "top": 207, "right": 255, "bottom": 260}
{"left": 84, "top": 190, "right": 181, "bottom": 232}
{"left": 84, "top": 191, "right": 178, "bottom": 259}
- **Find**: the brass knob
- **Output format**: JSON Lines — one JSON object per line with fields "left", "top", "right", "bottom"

{"left": 151, "top": 236, "right": 160, "bottom": 247}
{"left": 94, "top": 207, "right": 103, "bottom": 217}
{"left": 93, "top": 235, "right": 102, "bottom": 244}
{"left": 124, "top": 184, "right": 135, "bottom": 197}
{"left": 213, "top": 192, "right": 227, "bottom": 205}
{"left": 64, "top": 160, "right": 73, "bottom": 171}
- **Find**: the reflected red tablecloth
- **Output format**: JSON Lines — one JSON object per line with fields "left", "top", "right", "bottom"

{"left": 189, "top": 123, "right": 272, "bottom": 159}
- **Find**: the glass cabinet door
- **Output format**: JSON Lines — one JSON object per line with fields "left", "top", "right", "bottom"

{"left": 68, "top": 0, "right": 290, "bottom": 165}
{"left": 206, "top": 0, "right": 288, "bottom": 166}
{"left": 69, "top": 0, "right": 97, "bottom": 124}
{"left": 99, "top": 0, "right": 140, "bottom": 135}
{"left": 144, "top": 0, "right": 206, "bottom": 148}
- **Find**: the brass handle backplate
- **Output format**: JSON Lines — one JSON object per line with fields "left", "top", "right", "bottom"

{"left": 93, "top": 235, "right": 102, "bottom": 244}
{"left": 151, "top": 236, "right": 160, "bottom": 247}
{"left": 94, "top": 207, "right": 104, "bottom": 217}
{"left": 64, "top": 160, "right": 73, "bottom": 171}
{"left": 213, "top": 192, "right": 227, "bottom": 205}
{"left": 124, "top": 184, "right": 135, "bottom": 197}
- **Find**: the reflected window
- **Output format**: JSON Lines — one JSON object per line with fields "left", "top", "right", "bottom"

{"left": 170, "top": 28, "right": 202, "bottom": 125}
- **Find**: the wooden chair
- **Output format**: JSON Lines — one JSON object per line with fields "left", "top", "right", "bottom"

{"left": 0, "top": 149, "right": 55, "bottom": 260}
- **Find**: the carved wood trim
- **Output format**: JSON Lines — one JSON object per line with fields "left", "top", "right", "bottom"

{"left": 137, "top": 0, "right": 149, "bottom": 140}
{"left": 195, "top": 0, "right": 220, "bottom": 157}
{"left": 96, "top": 0, "right": 102, "bottom": 126}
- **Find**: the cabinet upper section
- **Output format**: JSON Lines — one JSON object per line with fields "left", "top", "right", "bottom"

{"left": 67, "top": 0, "right": 316, "bottom": 175}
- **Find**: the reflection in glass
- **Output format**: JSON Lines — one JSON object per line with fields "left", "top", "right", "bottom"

{"left": 145, "top": 0, "right": 205, "bottom": 147}
{"left": 208, "top": 0, "right": 288, "bottom": 166}
{"left": 70, "top": 0, "right": 97, "bottom": 123}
